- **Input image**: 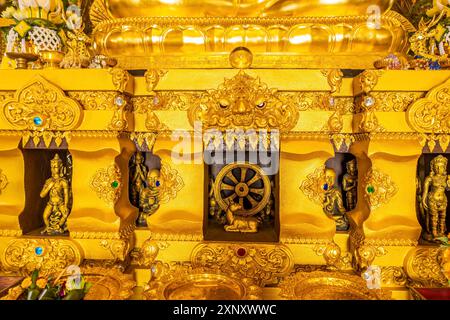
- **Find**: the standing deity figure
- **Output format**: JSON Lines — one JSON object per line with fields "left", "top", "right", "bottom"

{"left": 137, "top": 168, "right": 161, "bottom": 226}
{"left": 421, "top": 155, "right": 450, "bottom": 242}
{"left": 342, "top": 159, "right": 358, "bottom": 211}
{"left": 130, "top": 152, "right": 148, "bottom": 209}
{"left": 39, "top": 154, "right": 70, "bottom": 235}
{"left": 323, "top": 168, "right": 349, "bottom": 231}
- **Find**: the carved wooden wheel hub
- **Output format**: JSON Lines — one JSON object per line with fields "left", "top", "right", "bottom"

{"left": 213, "top": 163, "right": 271, "bottom": 216}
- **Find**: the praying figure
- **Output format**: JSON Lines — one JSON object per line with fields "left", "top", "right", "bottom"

{"left": 323, "top": 168, "right": 349, "bottom": 231}
{"left": 342, "top": 159, "right": 358, "bottom": 211}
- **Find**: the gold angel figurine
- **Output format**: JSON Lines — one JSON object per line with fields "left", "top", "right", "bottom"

{"left": 39, "top": 154, "right": 70, "bottom": 235}
{"left": 323, "top": 168, "right": 349, "bottom": 231}
{"left": 342, "top": 159, "right": 358, "bottom": 211}
{"left": 421, "top": 155, "right": 450, "bottom": 242}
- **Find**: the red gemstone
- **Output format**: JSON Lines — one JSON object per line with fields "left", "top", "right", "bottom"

{"left": 236, "top": 248, "right": 247, "bottom": 257}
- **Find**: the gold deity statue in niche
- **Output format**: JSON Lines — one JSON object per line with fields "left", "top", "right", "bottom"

{"left": 342, "top": 159, "right": 358, "bottom": 211}
{"left": 138, "top": 168, "right": 161, "bottom": 227}
{"left": 39, "top": 154, "right": 70, "bottom": 235}
{"left": 323, "top": 168, "right": 349, "bottom": 231}
{"left": 421, "top": 155, "right": 450, "bottom": 242}
{"left": 130, "top": 152, "right": 148, "bottom": 210}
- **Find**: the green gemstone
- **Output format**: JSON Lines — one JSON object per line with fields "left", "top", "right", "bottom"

{"left": 111, "top": 181, "right": 119, "bottom": 188}
{"left": 367, "top": 185, "right": 375, "bottom": 194}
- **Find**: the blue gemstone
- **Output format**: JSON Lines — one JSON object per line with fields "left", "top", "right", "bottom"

{"left": 33, "top": 117, "right": 42, "bottom": 126}
{"left": 35, "top": 246, "right": 43, "bottom": 255}
{"left": 155, "top": 180, "right": 160, "bottom": 187}
{"left": 323, "top": 183, "right": 328, "bottom": 191}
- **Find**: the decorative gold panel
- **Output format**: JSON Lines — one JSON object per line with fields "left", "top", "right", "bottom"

{"left": 299, "top": 165, "right": 325, "bottom": 206}
{"left": 90, "top": 163, "right": 122, "bottom": 205}
{"left": 0, "top": 238, "right": 83, "bottom": 276}
{"left": 406, "top": 78, "right": 450, "bottom": 133}
{"left": 0, "top": 169, "right": 7, "bottom": 194}
{"left": 188, "top": 71, "right": 298, "bottom": 131}
{"left": 2, "top": 76, "right": 83, "bottom": 131}
{"left": 364, "top": 167, "right": 398, "bottom": 210}
{"left": 158, "top": 160, "right": 184, "bottom": 204}
{"left": 380, "top": 266, "right": 408, "bottom": 287}
{"left": 191, "top": 242, "right": 294, "bottom": 285}
{"left": 404, "top": 247, "right": 448, "bottom": 287}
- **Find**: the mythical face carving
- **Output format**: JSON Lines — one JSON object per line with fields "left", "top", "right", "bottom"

{"left": 188, "top": 71, "right": 298, "bottom": 131}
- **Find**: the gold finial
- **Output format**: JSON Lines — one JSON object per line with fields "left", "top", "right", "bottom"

{"left": 229, "top": 47, "right": 253, "bottom": 69}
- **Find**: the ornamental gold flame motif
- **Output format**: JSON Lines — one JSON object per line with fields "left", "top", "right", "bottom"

{"left": 90, "top": 163, "right": 122, "bottom": 205}
{"left": 158, "top": 160, "right": 184, "bottom": 204}
{"left": 188, "top": 71, "right": 298, "bottom": 131}
{"left": 364, "top": 167, "right": 398, "bottom": 210}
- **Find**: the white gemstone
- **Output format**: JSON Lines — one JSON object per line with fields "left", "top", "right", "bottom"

{"left": 153, "top": 96, "right": 160, "bottom": 105}
{"left": 364, "top": 96, "right": 375, "bottom": 107}
{"left": 329, "top": 97, "right": 335, "bottom": 106}
{"left": 114, "top": 96, "right": 124, "bottom": 106}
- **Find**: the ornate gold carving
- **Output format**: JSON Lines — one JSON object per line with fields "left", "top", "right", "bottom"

{"left": 144, "top": 110, "right": 169, "bottom": 131}
{"left": 132, "top": 92, "right": 202, "bottom": 112}
{"left": 0, "top": 229, "right": 22, "bottom": 237}
{"left": 188, "top": 71, "right": 299, "bottom": 131}
{"left": 191, "top": 242, "right": 294, "bottom": 286}
{"left": 2, "top": 76, "right": 83, "bottom": 131}
{"left": 99, "top": 239, "right": 129, "bottom": 261}
{"left": 279, "top": 271, "right": 391, "bottom": 300}
{"left": 299, "top": 165, "right": 325, "bottom": 206}
{"left": 358, "top": 70, "right": 382, "bottom": 94}
{"left": 364, "top": 238, "right": 417, "bottom": 247}
{"left": 90, "top": 163, "right": 122, "bottom": 205}
{"left": 407, "top": 78, "right": 450, "bottom": 133}
{"left": 109, "top": 68, "right": 130, "bottom": 93}
{"left": 67, "top": 91, "right": 117, "bottom": 110}
{"left": 131, "top": 239, "right": 169, "bottom": 267}
{"left": 313, "top": 241, "right": 352, "bottom": 270}
{"left": 158, "top": 160, "right": 184, "bottom": 204}
{"left": 321, "top": 69, "right": 343, "bottom": 94}
{"left": 144, "top": 69, "right": 167, "bottom": 95}
{"left": 0, "top": 238, "right": 83, "bottom": 276}
{"left": 143, "top": 264, "right": 262, "bottom": 300}
{"left": 364, "top": 167, "right": 398, "bottom": 210}
{"left": 131, "top": 132, "right": 157, "bottom": 150}
{"left": 0, "top": 91, "right": 14, "bottom": 103}
{"left": 330, "top": 133, "right": 355, "bottom": 151}
{"left": 404, "top": 247, "right": 448, "bottom": 287}
{"left": 149, "top": 232, "right": 203, "bottom": 241}
{"left": 372, "top": 92, "right": 424, "bottom": 112}
{"left": 21, "top": 130, "right": 71, "bottom": 148}
{"left": 380, "top": 266, "right": 408, "bottom": 287}
{"left": 108, "top": 95, "right": 129, "bottom": 130}
{"left": 0, "top": 169, "right": 8, "bottom": 194}
{"left": 418, "top": 133, "right": 450, "bottom": 152}
{"left": 357, "top": 244, "right": 386, "bottom": 270}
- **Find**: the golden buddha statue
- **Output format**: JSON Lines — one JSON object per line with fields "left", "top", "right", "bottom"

{"left": 138, "top": 168, "right": 161, "bottom": 227}
{"left": 39, "top": 154, "right": 70, "bottom": 235}
{"left": 421, "top": 155, "right": 450, "bottom": 242}
{"left": 130, "top": 152, "right": 148, "bottom": 210}
{"left": 323, "top": 168, "right": 349, "bottom": 231}
{"left": 342, "top": 159, "right": 358, "bottom": 211}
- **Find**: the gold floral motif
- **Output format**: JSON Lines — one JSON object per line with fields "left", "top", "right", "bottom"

{"left": 21, "top": 130, "right": 71, "bottom": 148}
{"left": 0, "top": 238, "right": 83, "bottom": 276}
{"left": 406, "top": 78, "right": 450, "bottom": 133}
{"left": 191, "top": 242, "right": 294, "bottom": 285}
{"left": 188, "top": 71, "right": 299, "bottom": 131}
{"left": 0, "top": 169, "right": 8, "bottom": 194}
{"left": 299, "top": 165, "right": 326, "bottom": 206}
{"left": 372, "top": 92, "right": 424, "bottom": 112}
{"left": 0, "top": 91, "right": 14, "bottom": 103}
{"left": 108, "top": 96, "right": 129, "bottom": 130}
{"left": 330, "top": 133, "right": 355, "bottom": 151}
{"left": 144, "top": 69, "right": 167, "bottom": 95}
{"left": 144, "top": 110, "right": 169, "bottom": 131}
{"left": 132, "top": 92, "right": 203, "bottom": 112}
{"left": 2, "top": 76, "right": 83, "bottom": 131}
{"left": 279, "top": 271, "right": 391, "bottom": 300}
{"left": 143, "top": 264, "right": 262, "bottom": 300}
{"left": 356, "top": 244, "right": 386, "bottom": 270}
{"left": 313, "top": 241, "right": 352, "bottom": 270}
{"left": 404, "top": 247, "right": 448, "bottom": 287}
{"left": 131, "top": 132, "right": 157, "bottom": 150}
{"left": 158, "top": 160, "right": 184, "bottom": 204}
{"left": 67, "top": 91, "right": 117, "bottom": 110}
{"left": 357, "top": 70, "right": 382, "bottom": 94}
{"left": 364, "top": 167, "right": 398, "bottom": 210}
{"left": 418, "top": 134, "right": 450, "bottom": 153}
{"left": 321, "top": 69, "right": 344, "bottom": 94}
{"left": 99, "top": 239, "right": 130, "bottom": 261}
{"left": 109, "top": 67, "right": 130, "bottom": 93}
{"left": 90, "top": 163, "right": 122, "bottom": 205}
{"left": 380, "top": 266, "right": 408, "bottom": 287}
{"left": 131, "top": 239, "right": 169, "bottom": 267}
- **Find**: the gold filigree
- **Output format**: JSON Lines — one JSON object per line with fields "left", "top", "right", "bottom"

{"left": 187, "top": 71, "right": 299, "bottom": 131}
{"left": 321, "top": 69, "right": 344, "bottom": 94}
{"left": 372, "top": 92, "right": 424, "bottom": 112}
{"left": 99, "top": 239, "right": 130, "bottom": 261}
{"left": 67, "top": 91, "right": 117, "bottom": 110}
{"left": 279, "top": 271, "right": 391, "bottom": 300}
{"left": 356, "top": 244, "right": 386, "bottom": 270}
{"left": 109, "top": 67, "right": 130, "bottom": 93}
{"left": 299, "top": 165, "right": 325, "bottom": 206}
{"left": 158, "top": 160, "right": 184, "bottom": 204}
{"left": 149, "top": 232, "right": 203, "bottom": 241}
{"left": 131, "top": 239, "right": 169, "bottom": 267}
{"left": 0, "top": 238, "right": 83, "bottom": 276}
{"left": 132, "top": 92, "right": 202, "bottom": 112}
{"left": 418, "top": 133, "right": 450, "bottom": 152}
{"left": 357, "top": 70, "right": 382, "bottom": 94}
{"left": 0, "top": 169, "right": 8, "bottom": 194}
{"left": 380, "top": 266, "right": 408, "bottom": 287}
{"left": 144, "top": 110, "right": 169, "bottom": 131}
{"left": 144, "top": 69, "right": 167, "bottom": 95}
{"left": 404, "top": 247, "right": 448, "bottom": 287}
{"left": 406, "top": 78, "right": 450, "bottom": 133}
{"left": 0, "top": 229, "right": 22, "bottom": 237}
{"left": 330, "top": 133, "right": 355, "bottom": 151}
{"left": 143, "top": 264, "right": 262, "bottom": 300}
{"left": 108, "top": 95, "right": 129, "bottom": 130}
{"left": 21, "top": 130, "right": 71, "bottom": 148}
{"left": 364, "top": 167, "right": 398, "bottom": 210}
{"left": 89, "top": 163, "right": 122, "bottom": 205}
{"left": 2, "top": 76, "right": 83, "bottom": 131}
{"left": 313, "top": 241, "right": 352, "bottom": 270}
{"left": 0, "top": 91, "right": 14, "bottom": 103}
{"left": 191, "top": 242, "right": 294, "bottom": 286}
{"left": 131, "top": 132, "right": 157, "bottom": 150}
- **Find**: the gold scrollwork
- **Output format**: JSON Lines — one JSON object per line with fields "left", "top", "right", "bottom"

{"left": 364, "top": 167, "right": 398, "bottom": 210}
{"left": 404, "top": 247, "right": 448, "bottom": 287}
{"left": 158, "top": 160, "right": 184, "bottom": 204}
{"left": 357, "top": 244, "right": 386, "bottom": 270}
{"left": 131, "top": 239, "right": 169, "bottom": 267}
{"left": 406, "top": 78, "right": 450, "bottom": 133}
{"left": 68, "top": 91, "right": 117, "bottom": 110}
{"left": 99, "top": 239, "right": 130, "bottom": 261}
{"left": 0, "top": 168, "right": 8, "bottom": 194}
{"left": 188, "top": 71, "right": 299, "bottom": 131}
{"left": 380, "top": 266, "right": 408, "bottom": 287}
{"left": 299, "top": 165, "right": 326, "bottom": 206}
{"left": 0, "top": 238, "right": 83, "bottom": 276}
{"left": 321, "top": 69, "right": 343, "bottom": 94}
{"left": 109, "top": 68, "right": 130, "bottom": 93}
{"left": 131, "top": 132, "right": 157, "bottom": 150}
{"left": 372, "top": 92, "right": 424, "bottom": 112}
{"left": 90, "top": 163, "right": 122, "bottom": 205}
{"left": 144, "top": 69, "right": 167, "bottom": 95}
{"left": 2, "top": 76, "right": 83, "bottom": 131}
{"left": 313, "top": 241, "right": 352, "bottom": 270}
{"left": 357, "top": 70, "right": 382, "bottom": 94}
{"left": 191, "top": 242, "right": 294, "bottom": 285}
{"left": 330, "top": 133, "right": 355, "bottom": 151}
